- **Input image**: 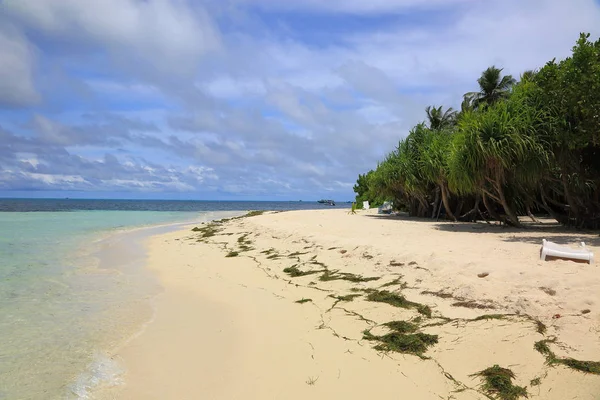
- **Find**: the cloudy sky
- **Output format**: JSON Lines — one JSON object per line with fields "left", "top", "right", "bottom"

{"left": 1, "top": 0, "right": 599, "bottom": 200}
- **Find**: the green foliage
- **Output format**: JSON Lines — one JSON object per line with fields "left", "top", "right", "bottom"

{"left": 534, "top": 338, "right": 600, "bottom": 375}
{"left": 366, "top": 290, "right": 432, "bottom": 317}
{"left": 556, "top": 358, "right": 600, "bottom": 374}
{"left": 295, "top": 298, "right": 312, "bottom": 304}
{"left": 383, "top": 320, "right": 419, "bottom": 334}
{"left": 471, "top": 365, "right": 527, "bottom": 400}
{"left": 471, "top": 314, "right": 507, "bottom": 321}
{"left": 329, "top": 294, "right": 361, "bottom": 302}
{"left": 363, "top": 327, "right": 438, "bottom": 355}
{"left": 353, "top": 33, "right": 600, "bottom": 228}
{"left": 192, "top": 223, "right": 220, "bottom": 238}
{"left": 245, "top": 210, "right": 265, "bottom": 217}
{"left": 283, "top": 265, "right": 323, "bottom": 277}
{"left": 353, "top": 170, "right": 387, "bottom": 208}
{"left": 425, "top": 105, "right": 457, "bottom": 129}
{"left": 319, "top": 270, "right": 380, "bottom": 283}
{"left": 464, "top": 66, "right": 516, "bottom": 109}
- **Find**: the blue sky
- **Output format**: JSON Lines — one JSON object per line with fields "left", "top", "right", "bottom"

{"left": 0, "top": 0, "right": 599, "bottom": 200}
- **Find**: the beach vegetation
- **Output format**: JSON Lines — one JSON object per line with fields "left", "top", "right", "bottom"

{"left": 348, "top": 202, "right": 357, "bottom": 214}
{"left": 363, "top": 322, "right": 438, "bottom": 355}
{"left": 556, "top": 358, "right": 600, "bottom": 374}
{"left": 288, "top": 251, "right": 309, "bottom": 257}
{"left": 329, "top": 294, "right": 361, "bottom": 302}
{"left": 353, "top": 34, "right": 600, "bottom": 229}
{"left": 192, "top": 223, "right": 220, "bottom": 238}
{"left": 305, "top": 376, "right": 318, "bottom": 385}
{"left": 471, "top": 314, "right": 507, "bottom": 321}
{"left": 244, "top": 210, "right": 265, "bottom": 217}
{"left": 260, "top": 248, "right": 276, "bottom": 255}
{"left": 366, "top": 290, "right": 432, "bottom": 317}
{"left": 319, "top": 269, "right": 380, "bottom": 283}
{"left": 380, "top": 276, "right": 406, "bottom": 288}
{"left": 452, "top": 300, "right": 495, "bottom": 310}
{"left": 383, "top": 320, "right": 419, "bottom": 334}
{"left": 534, "top": 339, "right": 555, "bottom": 357}
{"left": 226, "top": 251, "right": 239, "bottom": 257}
{"left": 534, "top": 338, "right": 600, "bottom": 374}
{"left": 421, "top": 290, "right": 454, "bottom": 299}
{"left": 295, "top": 298, "right": 312, "bottom": 304}
{"left": 534, "top": 320, "right": 547, "bottom": 335}
{"left": 237, "top": 234, "right": 253, "bottom": 252}
{"left": 471, "top": 365, "right": 528, "bottom": 400}
{"left": 283, "top": 265, "right": 323, "bottom": 277}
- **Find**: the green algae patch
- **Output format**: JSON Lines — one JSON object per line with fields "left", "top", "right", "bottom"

{"left": 366, "top": 290, "right": 432, "bottom": 317}
{"left": 471, "top": 365, "right": 527, "bottom": 400}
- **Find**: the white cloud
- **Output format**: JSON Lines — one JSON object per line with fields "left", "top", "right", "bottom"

{"left": 0, "top": 26, "right": 39, "bottom": 107}
{"left": 343, "top": 0, "right": 600, "bottom": 98}
{"left": 2, "top": 0, "right": 600, "bottom": 198}
{"left": 234, "top": 0, "right": 471, "bottom": 14}
{"left": 203, "top": 76, "right": 266, "bottom": 99}
{"left": 3, "top": 0, "right": 221, "bottom": 77}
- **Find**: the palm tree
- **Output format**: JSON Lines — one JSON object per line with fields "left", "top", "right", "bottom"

{"left": 425, "top": 106, "right": 457, "bottom": 130}
{"left": 464, "top": 66, "right": 516, "bottom": 109}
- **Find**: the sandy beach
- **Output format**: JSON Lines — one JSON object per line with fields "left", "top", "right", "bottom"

{"left": 101, "top": 209, "right": 600, "bottom": 399}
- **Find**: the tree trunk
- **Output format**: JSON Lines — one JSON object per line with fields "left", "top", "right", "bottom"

{"left": 494, "top": 170, "right": 521, "bottom": 227}
{"left": 454, "top": 199, "right": 464, "bottom": 219}
{"left": 440, "top": 183, "right": 457, "bottom": 221}
{"left": 431, "top": 187, "right": 440, "bottom": 219}
{"left": 409, "top": 199, "right": 418, "bottom": 217}
{"left": 460, "top": 195, "right": 480, "bottom": 222}
{"left": 482, "top": 192, "right": 501, "bottom": 221}
{"left": 526, "top": 205, "right": 540, "bottom": 223}
{"left": 539, "top": 184, "right": 568, "bottom": 224}
{"left": 561, "top": 171, "right": 580, "bottom": 224}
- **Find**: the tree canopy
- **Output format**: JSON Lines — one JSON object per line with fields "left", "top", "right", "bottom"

{"left": 354, "top": 33, "right": 600, "bottom": 228}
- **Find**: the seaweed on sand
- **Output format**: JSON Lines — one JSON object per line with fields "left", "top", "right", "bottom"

{"left": 471, "top": 365, "right": 527, "bottom": 400}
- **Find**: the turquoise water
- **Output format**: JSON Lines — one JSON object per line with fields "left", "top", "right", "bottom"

{"left": 0, "top": 211, "right": 225, "bottom": 400}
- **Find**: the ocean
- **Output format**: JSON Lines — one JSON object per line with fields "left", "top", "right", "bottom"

{"left": 0, "top": 199, "right": 343, "bottom": 399}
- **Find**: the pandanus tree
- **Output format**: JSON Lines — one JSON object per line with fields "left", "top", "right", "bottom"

{"left": 418, "top": 127, "right": 457, "bottom": 220}
{"left": 395, "top": 126, "right": 433, "bottom": 216}
{"left": 354, "top": 34, "right": 600, "bottom": 228}
{"left": 448, "top": 90, "right": 549, "bottom": 227}
{"left": 464, "top": 66, "right": 516, "bottom": 110}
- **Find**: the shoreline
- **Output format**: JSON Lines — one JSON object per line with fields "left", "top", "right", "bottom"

{"left": 101, "top": 209, "right": 600, "bottom": 399}
{"left": 70, "top": 211, "right": 246, "bottom": 398}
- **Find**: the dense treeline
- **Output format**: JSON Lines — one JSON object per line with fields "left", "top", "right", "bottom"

{"left": 354, "top": 34, "right": 600, "bottom": 228}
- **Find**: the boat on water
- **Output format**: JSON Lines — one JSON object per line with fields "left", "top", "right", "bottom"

{"left": 317, "top": 199, "right": 336, "bottom": 206}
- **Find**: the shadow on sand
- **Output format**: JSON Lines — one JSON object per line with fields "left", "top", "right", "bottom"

{"left": 364, "top": 213, "right": 600, "bottom": 247}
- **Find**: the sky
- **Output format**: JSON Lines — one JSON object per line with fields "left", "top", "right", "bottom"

{"left": 0, "top": 0, "right": 599, "bottom": 201}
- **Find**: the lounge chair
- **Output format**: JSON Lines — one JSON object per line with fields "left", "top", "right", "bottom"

{"left": 540, "top": 239, "right": 594, "bottom": 264}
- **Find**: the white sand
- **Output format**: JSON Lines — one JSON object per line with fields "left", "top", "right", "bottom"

{"left": 101, "top": 209, "right": 600, "bottom": 399}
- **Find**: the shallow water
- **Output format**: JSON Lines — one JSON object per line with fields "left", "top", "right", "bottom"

{"left": 0, "top": 211, "right": 217, "bottom": 399}
{"left": 0, "top": 199, "right": 342, "bottom": 399}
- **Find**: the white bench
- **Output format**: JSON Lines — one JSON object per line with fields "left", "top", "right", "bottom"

{"left": 541, "top": 239, "right": 594, "bottom": 264}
